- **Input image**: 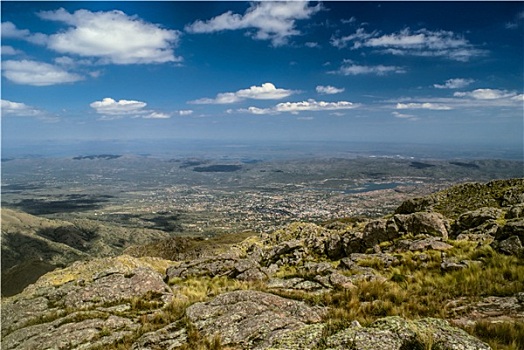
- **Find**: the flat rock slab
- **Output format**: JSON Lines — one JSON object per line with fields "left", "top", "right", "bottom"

{"left": 185, "top": 290, "right": 325, "bottom": 349}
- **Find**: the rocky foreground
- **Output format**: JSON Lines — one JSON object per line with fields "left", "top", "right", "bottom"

{"left": 2, "top": 179, "right": 524, "bottom": 349}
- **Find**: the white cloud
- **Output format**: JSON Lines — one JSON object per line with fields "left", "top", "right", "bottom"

{"left": 453, "top": 88, "right": 518, "bottom": 100}
{"left": 190, "top": 83, "right": 295, "bottom": 104}
{"left": 333, "top": 27, "right": 486, "bottom": 61}
{"left": 506, "top": 11, "right": 524, "bottom": 29}
{"left": 1, "top": 21, "right": 30, "bottom": 38}
{"left": 1, "top": 45, "right": 22, "bottom": 55}
{"left": 90, "top": 97, "right": 148, "bottom": 116}
{"left": 396, "top": 102, "right": 452, "bottom": 110}
{"left": 276, "top": 99, "right": 357, "bottom": 113}
{"left": 1, "top": 21, "right": 48, "bottom": 44}
{"left": 178, "top": 110, "right": 194, "bottom": 116}
{"left": 332, "top": 61, "right": 405, "bottom": 76}
{"left": 144, "top": 112, "right": 171, "bottom": 119}
{"left": 434, "top": 78, "right": 475, "bottom": 89}
{"left": 2, "top": 60, "right": 83, "bottom": 86}
{"left": 392, "top": 111, "right": 418, "bottom": 121}
{"left": 244, "top": 106, "right": 276, "bottom": 115}
{"left": 185, "top": 1, "right": 321, "bottom": 46}
{"left": 37, "top": 8, "right": 181, "bottom": 64}
{"left": 305, "top": 42, "right": 319, "bottom": 48}
{"left": 90, "top": 97, "right": 175, "bottom": 119}
{"left": 330, "top": 28, "right": 378, "bottom": 49}
{"left": 1, "top": 99, "right": 43, "bottom": 117}
{"left": 242, "top": 99, "right": 359, "bottom": 115}
{"left": 316, "top": 85, "right": 345, "bottom": 95}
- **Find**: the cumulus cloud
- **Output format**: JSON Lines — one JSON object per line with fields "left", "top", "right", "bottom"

{"left": 434, "top": 78, "right": 475, "bottom": 89}
{"left": 396, "top": 102, "right": 452, "bottom": 110}
{"left": 1, "top": 45, "right": 22, "bottom": 55}
{"left": 453, "top": 88, "right": 518, "bottom": 100}
{"left": 1, "top": 21, "right": 47, "bottom": 44}
{"left": 316, "top": 85, "right": 345, "bottom": 95}
{"left": 332, "top": 27, "right": 487, "bottom": 61}
{"left": 185, "top": 1, "right": 321, "bottom": 46}
{"left": 241, "top": 99, "right": 359, "bottom": 115}
{"left": 1, "top": 99, "right": 43, "bottom": 117}
{"left": 332, "top": 61, "right": 405, "bottom": 76}
{"left": 2, "top": 60, "right": 83, "bottom": 86}
{"left": 190, "top": 83, "right": 295, "bottom": 104}
{"left": 37, "top": 8, "right": 181, "bottom": 64}
{"left": 90, "top": 98, "right": 148, "bottom": 116}
{"left": 90, "top": 97, "right": 175, "bottom": 120}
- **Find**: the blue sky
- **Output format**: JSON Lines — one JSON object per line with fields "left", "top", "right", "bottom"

{"left": 1, "top": 1, "right": 523, "bottom": 151}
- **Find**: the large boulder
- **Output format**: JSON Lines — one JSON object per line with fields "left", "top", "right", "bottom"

{"left": 455, "top": 207, "right": 504, "bottom": 232}
{"left": 321, "top": 316, "right": 491, "bottom": 350}
{"left": 166, "top": 252, "right": 268, "bottom": 282}
{"left": 395, "top": 212, "right": 450, "bottom": 239}
{"left": 360, "top": 212, "right": 449, "bottom": 251}
{"left": 185, "top": 290, "right": 325, "bottom": 349}
{"left": 1, "top": 255, "right": 173, "bottom": 350}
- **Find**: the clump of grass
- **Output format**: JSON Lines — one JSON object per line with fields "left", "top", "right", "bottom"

{"left": 356, "top": 257, "right": 385, "bottom": 271}
{"left": 465, "top": 321, "right": 524, "bottom": 350}
{"left": 169, "top": 276, "right": 259, "bottom": 304}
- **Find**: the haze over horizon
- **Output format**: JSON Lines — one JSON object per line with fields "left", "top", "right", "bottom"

{"left": 1, "top": 1, "right": 523, "bottom": 156}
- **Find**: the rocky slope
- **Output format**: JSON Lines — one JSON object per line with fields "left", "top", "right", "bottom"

{"left": 1, "top": 208, "right": 170, "bottom": 296}
{"left": 2, "top": 178, "right": 523, "bottom": 349}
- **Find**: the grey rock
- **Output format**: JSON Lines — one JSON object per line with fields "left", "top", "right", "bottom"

{"left": 395, "top": 196, "right": 436, "bottom": 214}
{"left": 1, "top": 256, "right": 173, "bottom": 350}
{"left": 60, "top": 267, "right": 172, "bottom": 310}
{"left": 441, "top": 260, "right": 468, "bottom": 272}
{"left": 501, "top": 187, "right": 524, "bottom": 206}
{"left": 397, "top": 237, "right": 453, "bottom": 252}
{"left": 166, "top": 253, "right": 267, "bottom": 281}
{"left": 267, "top": 323, "right": 326, "bottom": 350}
{"left": 396, "top": 212, "right": 450, "bottom": 239}
{"left": 506, "top": 204, "right": 524, "bottom": 219}
{"left": 361, "top": 213, "right": 449, "bottom": 251}
{"left": 416, "top": 317, "right": 491, "bottom": 349}
{"left": 455, "top": 207, "right": 504, "bottom": 231}
{"left": 328, "top": 272, "right": 356, "bottom": 290}
{"left": 3, "top": 314, "right": 137, "bottom": 350}
{"left": 496, "top": 219, "right": 524, "bottom": 241}
{"left": 185, "top": 290, "right": 325, "bottom": 349}
{"left": 132, "top": 323, "right": 187, "bottom": 350}
{"left": 323, "top": 316, "right": 491, "bottom": 350}
{"left": 266, "top": 277, "right": 328, "bottom": 293}
{"left": 494, "top": 235, "right": 523, "bottom": 256}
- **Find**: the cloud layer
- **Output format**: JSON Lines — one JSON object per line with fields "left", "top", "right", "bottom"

{"left": 186, "top": 1, "right": 321, "bottom": 46}
{"left": 396, "top": 102, "right": 452, "bottom": 110}
{"left": 453, "top": 88, "right": 520, "bottom": 100}
{"left": 332, "top": 61, "right": 405, "bottom": 76}
{"left": 332, "top": 28, "right": 486, "bottom": 61}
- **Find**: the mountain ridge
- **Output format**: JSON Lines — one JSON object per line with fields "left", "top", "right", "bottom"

{"left": 2, "top": 178, "right": 523, "bottom": 349}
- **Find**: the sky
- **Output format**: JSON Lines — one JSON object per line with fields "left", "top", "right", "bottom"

{"left": 1, "top": 1, "right": 524, "bottom": 153}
